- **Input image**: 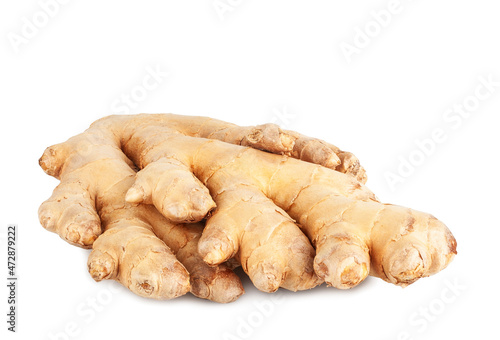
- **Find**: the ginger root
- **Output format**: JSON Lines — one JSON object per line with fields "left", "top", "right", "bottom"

{"left": 39, "top": 125, "right": 242, "bottom": 302}
{"left": 39, "top": 114, "right": 456, "bottom": 301}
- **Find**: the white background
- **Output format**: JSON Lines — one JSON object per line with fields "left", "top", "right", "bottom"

{"left": 1, "top": 1, "right": 499, "bottom": 339}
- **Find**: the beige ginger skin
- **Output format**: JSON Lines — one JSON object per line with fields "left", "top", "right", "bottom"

{"left": 39, "top": 114, "right": 456, "bottom": 301}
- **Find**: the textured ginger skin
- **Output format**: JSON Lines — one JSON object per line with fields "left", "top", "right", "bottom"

{"left": 94, "top": 114, "right": 456, "bottom": 289}
{"left": 39, "top": 128, "right": 243, "bottom": 302}
{"left": 39, "top": 113, "right": 457, "bottom": 297}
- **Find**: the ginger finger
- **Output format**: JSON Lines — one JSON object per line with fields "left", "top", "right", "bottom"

{"left": 116, "top": 113, "right": 365, "bottom": 181}
{"left": 267, "top": 161, "right": 457, "bottom": 287}
{"left": 198, "top": 183, "right": 320, "bottom": 292}
{"left": 88, "top": 220, "right": 190, "bottom": 299}
{"left": 38, "top": 177, "right": 101, "bottom": 248}
{"left": 125, "top": 157, "right": 215, "bottom": 223}
{"left": 153, "top": 222, "right": 244, "bottom": 303}
{"left": 38, "top": 139, "right": 134, "bottom": 248}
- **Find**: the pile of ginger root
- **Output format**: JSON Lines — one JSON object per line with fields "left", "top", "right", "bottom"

{"left": 39, "top": 114, "right": 457, "bottom": 303}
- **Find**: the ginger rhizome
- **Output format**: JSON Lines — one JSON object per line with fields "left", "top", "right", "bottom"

{"left": 38, "top": 125, "right": 243, "bottom": 302}
{"left": 39, "top": 114, "right": 456, "bottom": 301}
